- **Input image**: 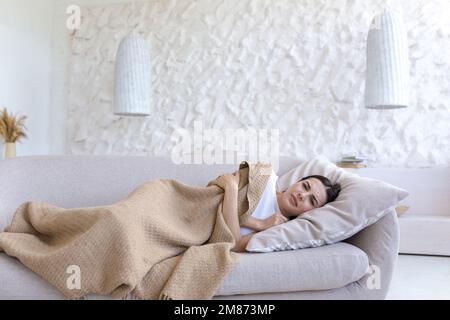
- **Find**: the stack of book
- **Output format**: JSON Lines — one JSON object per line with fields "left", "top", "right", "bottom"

{"left": 336, "top": 155, "right": 367, "bottom": 168}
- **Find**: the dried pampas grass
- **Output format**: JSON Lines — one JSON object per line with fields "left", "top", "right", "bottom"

{"left": 0, "top": 108, "right": 28, "bottom": 143}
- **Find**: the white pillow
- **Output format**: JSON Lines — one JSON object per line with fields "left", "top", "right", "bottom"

{"left": 246, "top": 156, "right": 409, "bottom": 252}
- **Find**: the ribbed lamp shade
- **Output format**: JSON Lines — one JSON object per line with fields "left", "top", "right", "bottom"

{"left": 114, "top": 35, "right": 151, "bottom": 116}
{"left": 365, "top": 9, "right": 409, "bottom": 109}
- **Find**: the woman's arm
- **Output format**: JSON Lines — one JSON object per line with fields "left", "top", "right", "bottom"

{"left": 233, "top": 212, "right": 289, "bottom": 252}
{"left": 222, "top": 183, "right": 256, "bottom": 252}
{"left": 241, "top": 216, "right": 264, "bottom": 231}
{"left": 216, "top": 172, "right": 288, "bottom": 252}
{"left": 241, "top": 212, "right": 288, "bottom": 232}
{"left": 232, "top": 232, "right": 256, "bottom": 252}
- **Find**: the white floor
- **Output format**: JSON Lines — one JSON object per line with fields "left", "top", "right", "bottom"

{"left": 386, "top": 254, "right": 450, "bottom": 300}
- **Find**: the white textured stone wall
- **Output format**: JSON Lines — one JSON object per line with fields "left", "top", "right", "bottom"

{"left": 67, "top": 0, "right": 450, "bottom": 167}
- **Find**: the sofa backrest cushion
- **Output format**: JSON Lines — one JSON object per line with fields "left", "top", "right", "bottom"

{"left": 0, "top": 156, "right": 305, "bottom": 230}
{"left": 0, "top": 156, "right": 236, "bottom": 230}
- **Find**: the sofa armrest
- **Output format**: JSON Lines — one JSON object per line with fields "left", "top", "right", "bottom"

{"left": 344, "top": 208, "right": 399, "bottom": 299}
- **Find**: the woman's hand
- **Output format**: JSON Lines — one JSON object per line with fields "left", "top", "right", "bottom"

{"left": 260, "top": 212, "right": 289, "bottom": 230}
{"left": 215, "top": 171, "right": 240, "bottom": 190}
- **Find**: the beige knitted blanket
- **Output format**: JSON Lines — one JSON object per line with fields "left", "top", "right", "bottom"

{"left": 0, "top": 161, "right": 272, "bottom": 300}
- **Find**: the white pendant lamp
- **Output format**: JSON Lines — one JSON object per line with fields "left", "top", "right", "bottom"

{"left": 114, "top": 35, "right": 151, "bottom": 116}
{"left": 365, "top": 8, "right": 409, "bottom": 109}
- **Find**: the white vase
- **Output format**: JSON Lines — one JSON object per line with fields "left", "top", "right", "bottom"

{"left": 4, "top": 142, "right": 16, "bottom": 159}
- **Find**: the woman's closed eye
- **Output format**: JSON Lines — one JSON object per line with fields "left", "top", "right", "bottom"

{"left": 302, "top": 182, "right": 308, "bottom": 192}
{"left": 303, "top": 182, "right": 317, "bottom": 207}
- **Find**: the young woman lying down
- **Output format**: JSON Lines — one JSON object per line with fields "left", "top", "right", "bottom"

{"left": 0, "top": 161, "right": 341, "bottom": 299}
{"left": 216, "top": 168, "right": 341, "bottom": 252}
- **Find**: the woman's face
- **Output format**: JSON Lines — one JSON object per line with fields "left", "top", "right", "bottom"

{"left": 277, "top": 178, "right": 328, "bottom": 218}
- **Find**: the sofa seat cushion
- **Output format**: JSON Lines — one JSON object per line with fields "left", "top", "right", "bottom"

{"left": 215, "top": 242, "right": 369, "bottom": 296}
{"left": 0, "top": 253, "right": 124, "bottom": 300}
{"left": 0, "top": 242, "right": 368, "bottom": 299}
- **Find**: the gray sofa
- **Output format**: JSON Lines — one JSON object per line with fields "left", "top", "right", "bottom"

{"left": 0, "top": 156, "right": 399, "bottom": 300}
